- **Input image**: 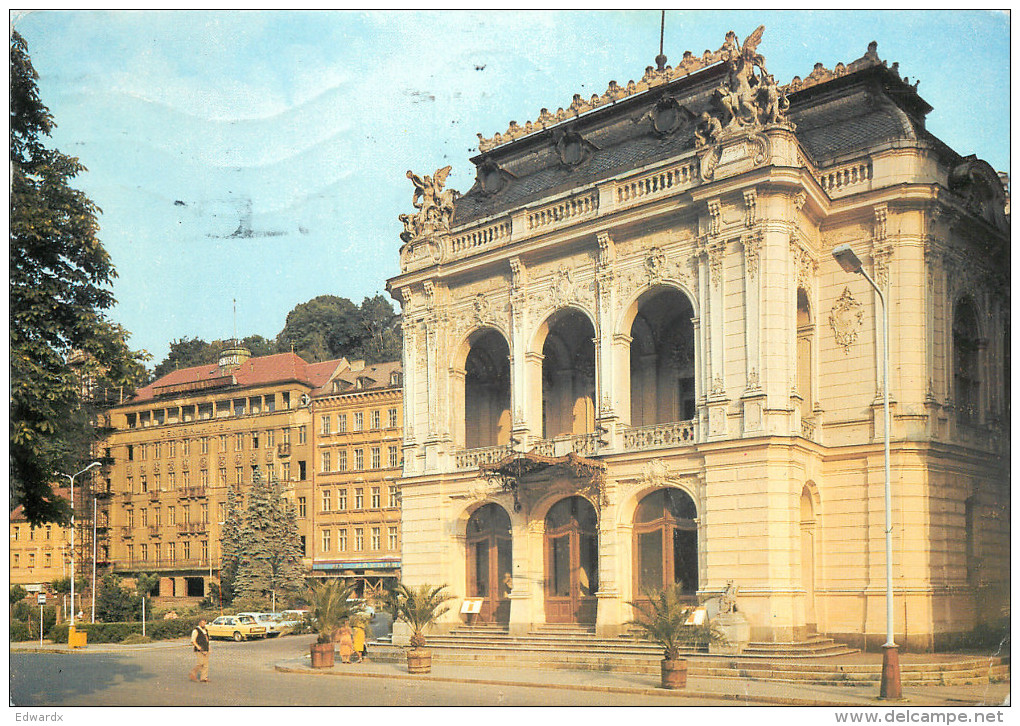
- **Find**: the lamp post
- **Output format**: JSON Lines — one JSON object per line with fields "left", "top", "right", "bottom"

{"left": 832, "top": 243, "right": 901, "bottom": 700}
{"left": 55, "top": 461, "right": 101, "bottom": 635}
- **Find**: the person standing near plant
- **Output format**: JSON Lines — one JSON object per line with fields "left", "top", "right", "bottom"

{"left": 189, "top": 618, "right": 210, "bottom": 683}
{"left": 337, "top": 620, "right": 356, "bottom": 664}
{"left": 352, "top": 618, "right": 367, "bottom": 663}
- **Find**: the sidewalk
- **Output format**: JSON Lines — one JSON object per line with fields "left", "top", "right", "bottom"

{"left": 273, "top": 655, "right": 1011, "bottom": 707}
{"left": 11, "top": 638, "right": 191, "bottom": 654}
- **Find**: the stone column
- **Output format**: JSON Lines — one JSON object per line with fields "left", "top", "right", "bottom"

{"left": 594, "top": 231, "right": 620, "bottom": 448}
{"left": 508, "top": 258, "right": 531, "bottom": 448}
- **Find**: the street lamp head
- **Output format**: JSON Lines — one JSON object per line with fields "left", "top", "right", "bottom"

{"left": 832, "top": 243, "right": 864, "bottom": 274}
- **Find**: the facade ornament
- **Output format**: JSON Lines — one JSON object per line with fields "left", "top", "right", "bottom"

{"left": 399, "top": 286, "right": 413, "bottom": 312}
{"left": 707, "top": 200, "right": 722, "bottom": 236}
{"left": 743, "top": 189, "right": 757, "bottom": 227}
{"left": 745, "top": 368, "right": 761, "bottom": 392}
{"left": 600, "top": 393, "right": 614, "bottom": 418}
{"left": 645, "top": 247, "right": 668, "bottom": 283}
{"left": 509, "top": 257, "right": 527, "bottom": 292}
{"left": 596, "top": 231, "right": 616, "bottom": 271}
{"left": 694, "top": 112, "right": 723, "bottom": 148}
{"left": 742, "top": 229, "right": 762, "bottom": 279}
{"left": 472, "top": 292, "right": 492, "bottom": 325}
{"left": 554, "top": 128, "right": 597, "bottom": 167}
{"left": 829, "top": 287, "right": 865, "bottom": 354}
{"left": 873, "top": 243, "right": 893, "bottom": 290}
{"left": 794, "top": 190, "right": 807, "bottom": 212}
{"left": 399, "top": 166, "right": 460, "bottom": 243}
{"left": 790, "top": 238, "right": 817, "bottom": 292}
{"left": 708, "top": 239, "right": 726, "bottom": 288}
{"left": 710, "top": 376, "right": 726, "bottom": 397}
{"left": 548, "top": 266, "right": 574, "bottom": 306}
{"left": 873, "top": 204, "right": 888, "bottom": 242}
{"left": 639, "top": 458, "right": 675, "bottom": 488}
{"left": 782, "top": 41, "right": 883, "bottom": 95}
{"left": 704, "top": 27, "right": 792, "bottom": 133}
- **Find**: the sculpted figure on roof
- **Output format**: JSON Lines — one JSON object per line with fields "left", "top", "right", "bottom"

{"left": 401, "top": 166, "right": 461, "bottom": 243}
{"left": 706, "top": 26, "right": 791, "bottom": 133}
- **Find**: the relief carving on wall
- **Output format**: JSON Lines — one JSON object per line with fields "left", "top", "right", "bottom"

{"left": 829, "top": 287, "right": 865, "bottom": 354}
{"left": 742, "top": 229, "right": 762, "bottom": 279}
{"left": 645, "top": 247, "right": 668, "bottom": 282}
{"left": 790, "top": 237, "right": 817, "bottom": 292}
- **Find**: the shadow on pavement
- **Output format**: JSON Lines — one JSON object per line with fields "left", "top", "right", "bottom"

{"left": 10, "top": 653, "right": 150, "bottom": 706}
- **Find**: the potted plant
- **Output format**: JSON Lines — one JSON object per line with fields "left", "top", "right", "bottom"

{"left": 628, "top": 584, "right": 725, "bottom": 689}
{"left": 388, "top": 583, "right": 453, "bottom": 674}
{"left": 307, "top": 580, "right": 360, "bottom": 668}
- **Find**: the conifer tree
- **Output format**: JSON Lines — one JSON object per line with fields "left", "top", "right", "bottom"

{"left": 218, "top": 483, "right": 245, "bottom": 604}
{"left": 231, "top": 467, "right": 304, "bottom": 600}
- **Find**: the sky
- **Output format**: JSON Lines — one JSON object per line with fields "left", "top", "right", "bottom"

{"left": 12, "top": 10, "right": 1010, "bottom": 365}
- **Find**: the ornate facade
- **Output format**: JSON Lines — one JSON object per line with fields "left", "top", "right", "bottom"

{"left": 387, "top": 29, "right": 1009, "bottom": 649}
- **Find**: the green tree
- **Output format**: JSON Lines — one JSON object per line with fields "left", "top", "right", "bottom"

{"left": 10, "top": 585, "right": 28, "bottom": 608}
{"left": 218, "top": 483, "right": 245, "bottom": 605}
{"left": 134, "top": 572, "right": 160, "bottom": 596}
{"left": 95, "top": 574, "right": 142, "bottom": 622}
{"left": 10, "top": 30, "right": 148, "bottom": 526}
{"left": 150, "top": 335, "right": 279, "bottom": 381}
{"left": 50, "top": 575, "right": 87, "bottom": 595}
{"left": 276, "top": 294, "right": 401, "bottom": 364}
{"left": 230, "top": 468, "right": 304, "bottom": 600}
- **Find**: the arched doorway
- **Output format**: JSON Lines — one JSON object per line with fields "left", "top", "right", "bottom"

{"left": 629, "top": 288, "right": 696, "bottom": 426}
{"left": 545, "top": 496, "right": 598, "bottom": 623}
{"left": 466, "top": 503, "right": 512, "bottom": 623}
{"left": 632, "top": 488, "right": 698, "bottom": 601}
{"left": 953, "top": 297, "right": 982, "bottom": 424}
{"left": 463, "top": 330, "right": 511, "bottom": 448}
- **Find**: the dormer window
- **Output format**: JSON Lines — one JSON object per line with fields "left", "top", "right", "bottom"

{"left": 390, "top": 372, "right": 403, "bottom": 386}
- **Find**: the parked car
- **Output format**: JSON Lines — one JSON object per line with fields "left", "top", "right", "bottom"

{"left": 279, "top": 609, "right": 310, "bottom": 634}
{"left": 207, "top": 614, "right": 268, "bottom": 642}
{"left": 237, "top": 612, "right": 286, "bottom": 637}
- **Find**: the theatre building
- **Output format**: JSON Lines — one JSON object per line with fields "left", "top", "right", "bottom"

{"left": 386, "top": 29, "right": 1009, "bottom": 649}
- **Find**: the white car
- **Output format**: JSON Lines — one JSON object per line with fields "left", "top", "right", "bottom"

{"left": 236, "top": 612, "right": 286, "bottom": 637}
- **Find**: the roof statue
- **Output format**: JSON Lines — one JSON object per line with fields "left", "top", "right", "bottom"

{"left": 399, "top": 165, "right": 461, "bottom": 243}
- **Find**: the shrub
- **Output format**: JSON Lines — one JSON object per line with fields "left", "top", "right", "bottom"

{"left": 120, "top": 634, "right": 153, "bottom": 645}
{"left": 231, "top": 595, "right": 271, "bottom": 613}
{"left": 12, "top": 601, "right": 33, "bottom": 621}
{"left": 10, "top": 621, "right": 32, "bottom": 641}
{"left": 148, "top": 616, "right": 201, "bottom": 640}
{"left": 10, "top": 585, "right": 28, "bottom": 606}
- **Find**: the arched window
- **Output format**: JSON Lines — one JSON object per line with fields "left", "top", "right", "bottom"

{"left": 633, "top": 488, "right": 698, "bottom": 598}
{"left": 629, "top": 288, "right": 696, "bottom": 427}
{"left": 463, "top": 330, "right": 511, "bottom": 448}
{"left": 953, "top": 298, "right": 982, "bottom": 423}
{"left": 541, "top": 311, "right": 595, "bottom": 439}
{"left": 796, "top": 288, "right": 813, "bottom": 420}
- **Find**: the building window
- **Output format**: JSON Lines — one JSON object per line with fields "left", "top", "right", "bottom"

{"left": 201, "top": 540, "right": 208, "bottom": 562}
{"left": 282, "top": 428, "right": 291, "bottom": 444}
{"left": 298, "top": 461, "right": 307, "bottom": 480}
{"left": 235, "top": 434, "right": 244, "bottom": 452}
{"left": 266, "top": 429, "right": 275, "bottom": 447}
{"left": 140, "top": 476, "right": 148, "bottom": 493}
{"left": 339, "top": 414, "right": 347, "bottom": 433}
{"left": 13, "top": 526, "right": 18, "bottom": 541}
{"left": 388, "top": 446, "right": 399, "bottom": 468}
{"left": 153, "top": 473, "right": 161, "bottom": 492}
{"left": 298, "top": 497, "right": 306, "bottom": 518}
{"left": 354, "top": 528, "right": 364, "bottom": 551}
{"left": 141, "top": 509, "right": 148, "bottom": 527}
{"left": 218, "top": 468, "right": 226, "bottom": 486}
{"left": 45, "top": 553, "right": 51, "bottom": 567}
{"left": 183, "top": 540, "right": 191, "bottom": 559}
{"left": 371, "top": 487, "right": 381, "bottom": 508}
{"left": 200, "top": 437, "right": 209, "bottom": 454}
{"left": 183, "top": 471, "right": 192, "bottom": 489}
{"left": 322, "top": 489, "right": 331, "bottom": 512}
{"left": 154, "top": 508, "right": 161, "bottom": 527}
{"left": 321, "top": 415, "right": 331, "bottom": 435}
{"left": 388, "top": 407, "right": 398, "bottom": 429}
{"left": 29, "top": 527, "right": 35, "bottom": 540}
{"left": 182, "top": 439, "right": 190, "bottom": 456}
{"left": 201, "top": 504, "right": 208, "bottom": 523}
{"left": 127, "top": 509, "right": 134, "bottom": 528}
{"left": 338, "top": 449, "right": 347, "bottom": 472}
{"left": 338, "top": 529, "right": 347, "bottom": 552}
{"left": 125, "top": 546, "right": 132, "bottom": 563}
{"left": 371, "top": 447, "right": 381, "bottom": 469}
{"left": 371, "top": 526, "right": 381, "bottom": 551}
{"left": 45, "top": 525, "right": 51, "bottom": 540}
{"left": 153, "top": 442, "right": 161, "bottom": 459}
{"left": 217, "top": 503, "right": 224, "bottom": 522}
{"left": 954, "top": 297, "right": 982, "bottom": 424}
{"left": 388, "top": 526, "right": 398, "bottom": 550}
{"left": 283, "top": 462, "right": 291, "bottom": 481}
{"left": 218, "top": 435, "right": 227, "bottom": 452}
{"left": 338, "top": 489, "right": 347, "bottom": 510}
{"left": 169, "top": 440, "right": 177, "bottom": 457}
{"left": 168, "top": 472, "right": 176, "bottom": 490}
{"left": 29, "top": 553, "right": 36, "bottom": 568}
{"left": 127, "top": 444, "right": 134, "bottom": 461}
{"left": 201, "top": 470, "right": 209, "bottom": 487}
{"left": 371, "top": 410, "right": 380, "bottom": 429}
{"left": 182, "top": 506, "right": 190, "bottom": 524}
{"left": 168, "top": 542, "right": 176, "bottom": 563}
{"left": 355, "top": 488, "right": 364, "bottom": 509}
{"left": 298, "top": 426, "right": 307, "bottom": 444}
{"left": 353, "top": 412, "right": 363, "bottom": 431}
{"left": 235, "top": 467, "right": 243, "bottom": 485}
{"left": 13, "top": 553, "right": 19, "bottom": 567}
{"left": 321, "top": 529, "right": 331, "bottom": 552}
{"left": 252, "top": 432, "right": 260, "bottom": 449}
{"left": 355, "top": 449, "right": 364, "bottom": 470}
{"left": 139, "top": 443, "right": 147, "bottom": 460}
{"left": 140, "top": 544, "right": 148, "bottom": 561}
{"left": 169, "top": 506, "right": 176, "bottom": 525}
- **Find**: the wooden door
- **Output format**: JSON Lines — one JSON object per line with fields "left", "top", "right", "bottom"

{"left": 544, "top": 497, "right": 598, "bottom": 624}
{"left": 466, "top": 504, "right": 512, "bottom": 623}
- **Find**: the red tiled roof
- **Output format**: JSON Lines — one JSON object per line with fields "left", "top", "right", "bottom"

{"left": 314, "top": 360, "right": 402, "bottom": 396}
{"left": 129, "top": 353, "right": 348, "bottom": 403}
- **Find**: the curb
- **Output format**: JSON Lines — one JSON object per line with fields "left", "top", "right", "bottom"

{"left": 272, "top": 661, "right": 849, "bottom": 706}
{"left": 11, "top": 641, "right": 190, "bottom": 655}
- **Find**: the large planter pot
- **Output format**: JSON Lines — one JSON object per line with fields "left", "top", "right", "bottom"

{"left": 310, "top": 641, "right": 335, "bottom": 669}
{"left": 660, "top": 658, "right": 687, "bottom": 689}
{"left": 406, "top": 648, "right": 432, "bottom": 674}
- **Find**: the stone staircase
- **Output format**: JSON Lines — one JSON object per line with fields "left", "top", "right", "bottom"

{"left": 372, "top": 625, "right": 1010, "bottom": 686}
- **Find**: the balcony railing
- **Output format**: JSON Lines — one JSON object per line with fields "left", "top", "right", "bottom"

{"left": 622, "top": 420, "right": 697, "bottom": 451}
{"left": 277, "top": 443, "right": 291, "bottom": 457}
{"left": 121, "top": 527, "right": 133, "bottom": 538}
{"left": 454, "top": 445, "right": 510, "bottom": 471}
{"left": 114, "top": 558, "right": 220, "bottom": 572}
{"left": 148, "top": 526, "right": 161, "bottom": 538}
{"left": 531, "top": 433, "right": 599, "bottom": 458}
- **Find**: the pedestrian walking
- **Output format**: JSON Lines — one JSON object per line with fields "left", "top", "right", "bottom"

{"left": 352, "top": 620, "right": 367, "bottom": 663}
{"left": 189, "top": 618, "right": 210, "bottom": 683}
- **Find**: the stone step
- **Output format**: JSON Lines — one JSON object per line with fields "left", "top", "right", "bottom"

{"left": 367, "top": 644, "right": 1009, "bottom": 685}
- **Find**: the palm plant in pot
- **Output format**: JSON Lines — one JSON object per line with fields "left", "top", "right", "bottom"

{"left": 307, "top": 580, "right": 360, "bottom": 668}
{"left": 387, "top": 582, "right": 453, "bottom": 674}
{"left": 628, "top": 584, "right": 725, "bottom": 689}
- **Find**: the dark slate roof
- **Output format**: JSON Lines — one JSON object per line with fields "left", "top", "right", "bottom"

{"left": 450, "top": 64, "right": 936, "bottom": 226}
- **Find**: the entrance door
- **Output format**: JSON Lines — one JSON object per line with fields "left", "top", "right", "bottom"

{"left": 544, "top": 496, "right": 598, "bottom": 623}
{"left": 633, "top": 488, "right": 698, "bottom": 605}
{"left": 466, "top": 504, "right": 512, "bottom": 623}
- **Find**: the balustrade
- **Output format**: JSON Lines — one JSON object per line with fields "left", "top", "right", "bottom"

{"left": 616, "top": 162, "right": 698, "bottom": 206}
{"left": 622, "top": 420, "right": 697, "bottom": 451}
{"left": 454, "top": 445, "right": 509, "bottom": 470}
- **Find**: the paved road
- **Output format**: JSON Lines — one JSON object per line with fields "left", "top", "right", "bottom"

{"left": 11, "top": 634, "right": 735, "bottom": 707}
